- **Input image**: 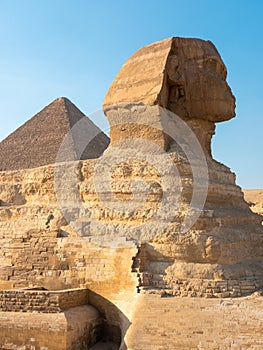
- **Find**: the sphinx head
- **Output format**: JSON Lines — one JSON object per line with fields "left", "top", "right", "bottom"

{"left": 103, "top": 37, "right": 235, "bottom": 153}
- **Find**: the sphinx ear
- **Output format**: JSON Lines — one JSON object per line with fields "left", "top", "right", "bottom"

{"left": 166, "top": 54, "right": 186, "bottom": 104}
{"left": 166, "top": 54, "right": 179, "bottom": 83}
{"left": 156, "top": 53, "right": 182, "bottom": 109}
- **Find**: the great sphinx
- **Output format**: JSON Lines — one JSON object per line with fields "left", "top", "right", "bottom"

{"left": 98, "top": 37, "right": 263, "bottom": 297}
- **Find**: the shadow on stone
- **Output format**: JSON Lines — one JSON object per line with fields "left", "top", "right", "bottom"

{"left": 87, "top": 290, "right": 131, "bottom": 350}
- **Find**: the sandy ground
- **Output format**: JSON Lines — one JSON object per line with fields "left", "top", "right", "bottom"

{"left": 243, "top": 189, "right": 263, "bottom": 216}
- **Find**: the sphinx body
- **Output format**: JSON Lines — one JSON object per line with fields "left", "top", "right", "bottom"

{"left": 100, "top": 37, "right": 263, "bottom": 297}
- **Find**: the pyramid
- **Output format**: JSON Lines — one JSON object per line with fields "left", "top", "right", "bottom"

{"left": 0, "top": 97, "right": 109, "bottom": 171}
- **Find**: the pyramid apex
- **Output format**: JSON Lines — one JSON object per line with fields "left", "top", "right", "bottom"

{"left": 51, "top": 97, "right": 83, "bottom": 112}
{"left": 53, "top": 96, "right": 71, "bottom": 104}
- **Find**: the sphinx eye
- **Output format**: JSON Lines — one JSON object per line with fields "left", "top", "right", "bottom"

{"left": 204, "top": 58, "right": 217, "bottom": 71}
{"left": 203, "top": 58, "right": 227, "bottom": 79}
{"left": 177, "top": 86, "right": 185, "bottom": 98}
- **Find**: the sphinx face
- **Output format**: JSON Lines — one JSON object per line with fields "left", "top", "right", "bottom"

{"left": 103, "top": 37, "right": 236, "bottom": 124}
{"left": 167, "top": 38, "right": 236, "bottom": 122}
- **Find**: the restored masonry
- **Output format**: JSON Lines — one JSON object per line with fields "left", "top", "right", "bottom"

{"left": 0, "top": 288, "right": 89, "bottom": 312}
{"left": 0, "top": 37, "right": 263, "bottom": 349}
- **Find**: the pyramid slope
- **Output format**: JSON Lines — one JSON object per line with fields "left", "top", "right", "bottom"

{"left": 0, "top": 97, "right": 109, "bottom": 171}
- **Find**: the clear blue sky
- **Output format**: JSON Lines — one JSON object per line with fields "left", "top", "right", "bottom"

{"left": 0, "top": 0, "right": 262, "bottom": 188}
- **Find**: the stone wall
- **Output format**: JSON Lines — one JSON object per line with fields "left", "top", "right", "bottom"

{"left": 0, "top": 288, "right": 89, "bottom": 313}
{"left": 0, "top": 162, "right": 138, "bottom": 299}
{"left": 140, "top": 274, "right": 262, "bottom": 298}
{"left": 0, "top": 305, "right": 102, "bottom": 350}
